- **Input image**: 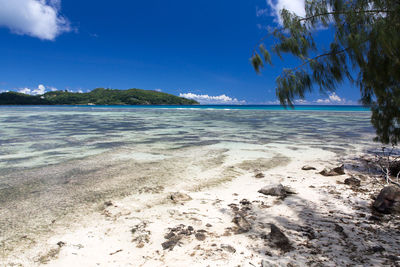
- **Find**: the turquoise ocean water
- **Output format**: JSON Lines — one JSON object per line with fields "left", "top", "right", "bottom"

{"left": 0, "top": 105, "right": 374, "bottom": 253}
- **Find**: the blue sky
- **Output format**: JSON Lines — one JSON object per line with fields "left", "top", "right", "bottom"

{"left": 0, "top": 0, "right": 360, "bottom": 104}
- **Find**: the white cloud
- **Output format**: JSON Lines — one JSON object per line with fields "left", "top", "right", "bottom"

{"left": 264, "top": 0, "right": 305, "bottom": 24}
{"left": 154, "top": 88, "right": 162, "bottom": 92}
{"left": 265, "top": 93, "right": 355, "bottom": 105}
{"left": 314, "top": 92, "right": 349, "bottom": 104}
{"left": 294, "top": 99, "right": 309, "bottom": 105}
{"left": 17, "top": 84, "right": 55, "bottom": 95}
{"left": 315, "top": 98, "right": 330, "bottom": 104}
{"left": 265, "top": 100, "right": 281, "bottom": 104}
{"left": 0, "top": 0, "right": 70, "bottom": 40}
{"left": 328, "top": 92, "right": 341, "bottom": 102}
{"left": 32, "top": 84, "right": 46, "bottom": 95}
{"left": 18, "top": 88, "right": 32, "bottom": 94}
{"left": 179, "top": 93, "right": 246, "bottom": 105}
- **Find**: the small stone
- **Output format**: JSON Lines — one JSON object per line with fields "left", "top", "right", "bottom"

{"left": 232, "top": 214, "right": 251, "bottom": 233}
{"left": 221, "top": 244, "right": 236, "bottom": 253}
{"left": 170, "top": 192, "right": 192, "bottom": 203}
{"left": 389, "top": 161, "right": 400, "bottom": 177}
{"left": 164, "top": 232, "right": 176, "bottom": 239}
{"left": 373, "top": 186, "right": 400, "bottom": 214}
{"left": 267, "top": 224, "right": 293, "bottom": 252}
{"left": 206, "top": 223, "right": 212, "bottom": 227}
{"left": 302, "top": 165, "right": 316, "bottom": 171}
{"left": 319, "top": 164, "right": 345, "bottom": 176}
{"left": 239, "top": 199, "right": 251, "bottom": 205}
{"left": 104, "top": 201, "right": 113, "bottom": 207}
{"left": 258, "top": 184, "right": 293, "bottom": 199}
{"left": 57, "top": 241, "right": 66, "bottom": 247}
{"left": 344, "top": 177, "right": 361, "bottom": 187}
{"left": 255, "top": 173, "right": 265, "bottom": 178}
{"left": 162, "top": 237, "right": 181, "bottom": 251}
{"left": 195, "top": 232, "right": 206, "bottom": 241}
{"left": 334, "top": 223, "right": 348, "bottom": 238}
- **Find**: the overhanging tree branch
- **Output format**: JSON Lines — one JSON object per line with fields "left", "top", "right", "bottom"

{"left": 298, "top": 9, "right": 394, "bottom": 22}
{"left": 283, "top": 47, "right": 350, "bottom": 76}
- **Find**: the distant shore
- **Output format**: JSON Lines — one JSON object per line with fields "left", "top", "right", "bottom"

{"left": 0, "top": 88, "right": 199, "bottom": 105}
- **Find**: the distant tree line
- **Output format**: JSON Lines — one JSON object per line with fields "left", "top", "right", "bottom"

{"left": 0, "top": 88, "right": 199, "bottom": 105}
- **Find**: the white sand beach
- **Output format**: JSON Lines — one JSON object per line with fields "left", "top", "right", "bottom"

{"left": 1, "top": 107, "right": 399, "bottom": 266}
{"left": 4, "top": 142, "right": 399, "bottom": 266}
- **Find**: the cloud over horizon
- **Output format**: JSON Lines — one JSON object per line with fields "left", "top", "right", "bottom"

{"left": 264, "top": 92, "right": 355, "bottom": 105}
{"left": 17, "top": 84, "right": 57, "bottom": 95}
{"left": 0, "top": 0, "right": 70, "bottom": 40}
{"left": 179, "top": 93, "right": 246, "bottom": 105}
{"left": 315, "top": 92, "right": 348, "bottom": 104}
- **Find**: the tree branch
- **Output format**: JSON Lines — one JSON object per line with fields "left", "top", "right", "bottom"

{"left": 282, "top": 47, "right": 349, "bottom": 75}
{"left": 298, "top": 9, "right": 394, "bottom": 22}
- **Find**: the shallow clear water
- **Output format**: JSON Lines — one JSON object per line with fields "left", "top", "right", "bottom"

{"left": 0, "top": 105, "right": 374, "bottom": 253}
{"left": 0, "top": 105, "right": 372, "bottom": 172}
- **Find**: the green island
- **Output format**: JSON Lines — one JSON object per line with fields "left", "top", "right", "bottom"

{"left": 0, "top": 88, "right": 199, "bottom": 105}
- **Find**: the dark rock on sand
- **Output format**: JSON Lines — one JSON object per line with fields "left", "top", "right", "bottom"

{"left": 170, "top": 192, "right": 192, "bottom": 203}
{"left": 259, "top": 184, "right": 287, "bottom": 198}
{"left": 302, "top": 165, "right": 316, "bottom": 171}
{"left": 266, "top": 224, "right": 293, "bottom": 252}
{"left": 255, "top": 173, "right": 265, "bottom": 178}
{"left": 344, "top": 177, "right": 361, "bottom": 187}
{"left": 195, "top": 232, "right": 206, "bottom": 241}
{"left": 104, "top": 201, "right": 113, "bottom": 207}
{"left": 373, "top": 186, "right": 400, "bottom": 214}
{"left": 239, "top": 199, "right": 251, "bottom": 205}
{"left": 162, "top": 237, "right": 182, "bottom": 250}
{"left": 319, "top": 164, "right": 345, "bottom": 176}
{"left": 164, "top": 232, "right": 176, "bottom": 240}
{"left": 334, "top": 223, "right": 348, "bottom": 239}
{"left": 232, "top": 213, "right": 251, "bottom": 233}
{"left": 162, "top": 224, "right": 195, "bottom": 250}
{"left": 389, "top": 161, "right": 400, "bottom": 177}
{"left": 57, "top": 241, "right": 66, "bottom": 247}
{"left": 258, "top": 184, "right": 296, "bottom": 199}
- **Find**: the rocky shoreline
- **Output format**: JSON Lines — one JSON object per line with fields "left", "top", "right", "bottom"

{"left": 3, "top": 150, "right": 400, "bottom": 267}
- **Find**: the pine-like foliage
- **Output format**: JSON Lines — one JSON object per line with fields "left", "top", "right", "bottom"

{"left": 252, "top": 0, "right": 400, "bottom": 144}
